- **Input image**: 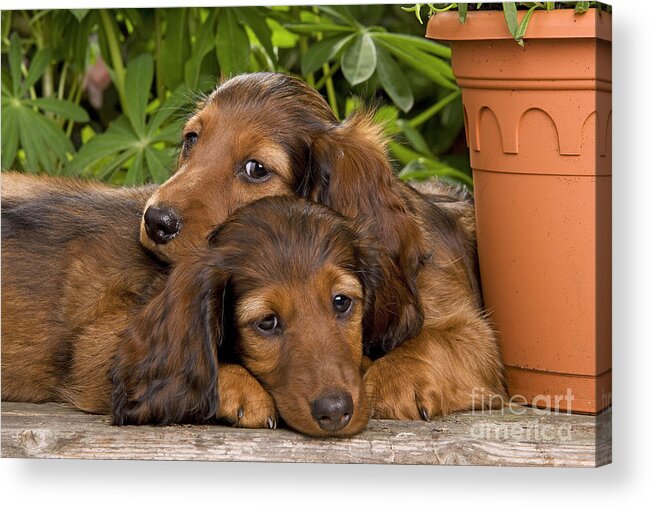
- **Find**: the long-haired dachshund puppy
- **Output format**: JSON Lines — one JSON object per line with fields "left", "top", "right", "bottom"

{"left": 2, "top": 181, "right": 376, "bottom": 436}
{"left": 138, "top": 72, "right": 507, "bottom": 418}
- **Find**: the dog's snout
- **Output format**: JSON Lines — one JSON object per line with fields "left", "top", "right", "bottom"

{"left": 143, "top": 205, "right": 181, "bottom": 245}
{"left": 311, "top": 390, "right": 353, "bottom": 432}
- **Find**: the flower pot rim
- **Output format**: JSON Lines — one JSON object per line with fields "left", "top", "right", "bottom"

{"left": 426, "top": 8, "right": 611, "bottom": 42}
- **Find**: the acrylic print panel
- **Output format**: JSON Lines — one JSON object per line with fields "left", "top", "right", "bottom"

{"left": 0, "top": 2, "right": 611, "bottom": 467}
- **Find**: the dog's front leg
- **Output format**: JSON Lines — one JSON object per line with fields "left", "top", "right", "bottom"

{"left": 363, "top": 307, "right": 506, "bottom": 420}
{"left": 217, "top": 364, "right": 278, "bottom": 429}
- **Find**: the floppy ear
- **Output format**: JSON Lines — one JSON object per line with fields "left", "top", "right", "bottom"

{"left": 110, "top": 250, "right": 227, "bottom": 425}
{"left": 306, "top": 112, "right": 426, "bottom": 357}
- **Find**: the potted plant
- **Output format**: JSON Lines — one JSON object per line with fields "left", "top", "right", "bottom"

{"left": 423, "top": 2, "right": 611, "bottom": 414}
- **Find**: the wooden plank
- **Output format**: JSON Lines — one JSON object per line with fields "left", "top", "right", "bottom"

{"left": 1, "top": 402, "right": 611, "bottom": 466}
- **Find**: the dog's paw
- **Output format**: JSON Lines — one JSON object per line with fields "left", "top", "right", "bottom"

{"left": 363, "top": 355, "right": 444, "bottom": 421}
{"left": 217, "top": 364, "right": 278, "bottom": 429}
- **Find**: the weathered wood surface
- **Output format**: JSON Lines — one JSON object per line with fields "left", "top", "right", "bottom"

{"left": 1, "top": 402, "right": 611, "bottom": 467}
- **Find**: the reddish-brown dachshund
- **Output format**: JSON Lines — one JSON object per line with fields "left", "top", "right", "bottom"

{"left": 139, "top": 72, "right": 506, "bottom": 419}
{"left": 2, "top": 182, "right": 376, "bottom": 436}
{"left": 3, "top": 71, "right": 505, "bottom": 424}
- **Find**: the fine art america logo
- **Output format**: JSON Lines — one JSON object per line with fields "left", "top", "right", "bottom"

{"left": 467, "top": 388, "right": 575, "bottom": 443}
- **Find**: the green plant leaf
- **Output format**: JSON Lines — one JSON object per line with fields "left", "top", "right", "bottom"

{"left": 459, "top": 3, "right": 468, "bottom": 23}
{"left": 401, "top": 5, "right": 423, "bottom": 25}
{"left": 152, "top": 121, "right": 183, "bottom": 144}
{"left": 144, "top": 146, "right": 172, "bottom": 183}
{"left": 341, "top": 33, "right": 377, "bottom": 86}
{"left": 373, "top": 104, "right": 400, "bottom": 135}
{"left": 575, "top": 1, "right": 591, "bottom": 14}
{"left": 70, "top": 9, "right": 89, "bottom": 22}
{"left": 515, "top": 6, "right": 540, "bottom": 43}
{"left": 216, "top": 8, "right": 250, "bottom": 77}
{"left": 399, "top": 157, "right": 473, "bottom": 187}
{"left": 23, "top": 97, "right": 89, "bottom": 122}
{"left": 67, "top": 117, "right": 138, "bottom": 175}
{"left": 21, "top": 48, "right": 52, "bottom": 96}
{"left": 184, "top": 11, "right": 216, "bottom": 89}
{"left": 503, "top": 2, "right": 519, "bottom": 40}
{"left": 94, "top": 150, "right": 135, "bottom": 181}
{"left": 375, "top": 46, "right": 413, "bottom": 113}
{"left": 372, "top": 35, "right": 454, "bottom": 80}
{"left": 160, "top": 8, "right": 190, "bottom": 91}
{"left": 318, "top": 6, "right": 359, "bottom": 27}
{"left": 125, "top": 150, "right": 145, "bottom": 186}
{"left": 124, "top": 53, "right": 154, "bottom": 136}
{"left": 235, "top": 7, "right": 275, "bottom": 63}
{"left": 27, "top": 108, "right": 74, "bottom": 160}
{"left": 1, "top": 105, "right": 19, "bottom": 169}
{"left": 17, "top": 107, "right": 73, "bottom": 174}
{"left": 8, "top": 33, "right": 22, "bottom": 97}
{"left": 285, "top": 23, "right": 356, "bottom": 35}
{"left": 397, "top": 119, "right": 434, "bottom": 157}
{"left": 375, "top": 38, "right": 456, "bottom": 90}
{"left": 268, "top": 18, "right": 299, "bottom": 48}
{"left": 16, "top": 109, "right": 41, "bottom": 172}
{"left": 409, "top": 89, "right": 461, "bottom": 128}
{"left": 301, "top": 33, "right": 355, "bottom": 75}
{"left": 371, "top": 32, "right": 452, "bottom": 59}
{"left": 147, "top": 85, "right": 190, "bottom": 138}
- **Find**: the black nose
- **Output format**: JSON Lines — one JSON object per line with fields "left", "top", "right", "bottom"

{"left": 311, "top": 391, "right": 353, "bottom": 432}
{"left": 144, "top": 205, "right": 181, "bottom": 245}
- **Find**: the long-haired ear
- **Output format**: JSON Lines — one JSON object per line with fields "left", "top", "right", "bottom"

{"left": 109, "top": 250, "right": 227, "bottom": 425}
{"left": 308, "top": 112, "right": 426, "bottom": 356}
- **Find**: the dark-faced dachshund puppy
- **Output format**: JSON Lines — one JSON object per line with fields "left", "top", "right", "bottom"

{"left": 138, "top": 72, "right": 506, "bottom": 419}
{"left": 2, "top": 180, "right": 376, "bottom": 436}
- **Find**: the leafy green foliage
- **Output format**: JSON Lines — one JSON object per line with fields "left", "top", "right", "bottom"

{"left": 1, "top": 6, "right": 472, "bottom": 187}
{"left": 1, "top": 32, "right": 89, "bottom": 173}
{"left": 407, "top": 2, "right": 610, "bottom": 46}
{"left": 68, "top": 54, "right": 190, "bottom": 184}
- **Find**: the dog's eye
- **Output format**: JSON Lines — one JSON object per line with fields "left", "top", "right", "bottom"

{"left": 183, "top": 132, "right": 198, "bottom": 152}
{"left": 333, "top": 295, "right": 353, "bottom": 314}
{"left": 256, "top": 314, "right": 279, "bottom": 334}
{"left": 244, "top": 160, "right": 270, "bottom": 181}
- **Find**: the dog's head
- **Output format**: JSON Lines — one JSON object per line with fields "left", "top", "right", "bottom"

{"left": 140, "top": 72, "right": 337, "bottom": 261}
{"left": 141, "top": 72, "right": 425, "bottom": 357}
{"left": 114, "top": 196, "right": 379, "bottom": 436}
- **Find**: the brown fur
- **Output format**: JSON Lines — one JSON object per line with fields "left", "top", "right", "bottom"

{"left": 2, "top": 179, "right": 375, "bottom": 435}
{"left": 141, "top": 72, "right": 506, "bottom": 418}
{"left": 2, "top": 71, "right": 505, "bottom": 426}
{"left": 111, "top": 196, "right": 379, "bottom": 435}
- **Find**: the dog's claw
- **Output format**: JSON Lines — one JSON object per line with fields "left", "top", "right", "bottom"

{"left": 420, "top": 407, "right": 430, "bottom": 422}
{"left": 237, "top": 407, "right": 244, "bottom": 420}
{"left": 267, "top": 417, "right": 275, "bottom": 429}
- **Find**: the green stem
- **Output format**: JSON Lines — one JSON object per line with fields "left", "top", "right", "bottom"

{"left": 65, "top": 83, "right": 84, "bottom": 138}
{"left": 429, "top": 4, "right": 458, "bottom": 13}
{"left": 31, "top": 16, "right": 54, "bottom": 100}
{"left": 2, "top": 11, "right": 12, "bottom": 44}
{"left": 408, "top": 89, "right": 460, "bottom": 128}
{"left": 57, "top": 62, "right": 68, "bottom": 100}
{"left": 66, "top": 75, "right": 79, "bottom": 105}
{"left": 324, "top": 66, "right": 339, "bottom": 120}
{"left": 21, "top": 63, "right": 38, "bottom": 100}
{"left": 293, "top": 6, "right": 315, "bottom": 88}
{"left": 99, "top": 9, "right": 128, "bottom": 113}
{"left": 315, "top": 61, "right": 340, "bottom": 90}
{"left": 63, "top": 78, "right": 78, "bottom": 136}
{"left": 388, "top": 140, "right": 420, "bottom": 165}
{"left": 308, "top": 6, "right": 338, "bottom": 118}
{"left": 154, "top": 9, "right": 164, "bottom": 102}
{"left": 299, "top": 40, "right": 315, "bottom": 87}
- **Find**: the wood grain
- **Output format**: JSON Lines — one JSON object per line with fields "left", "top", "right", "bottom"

{"left": 1, "top": 402, "right": 611, "bottom": 467}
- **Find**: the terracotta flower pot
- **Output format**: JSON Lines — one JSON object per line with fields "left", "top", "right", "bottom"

{"left": 426, "top": 9, "right": 611, "bottom": 414}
